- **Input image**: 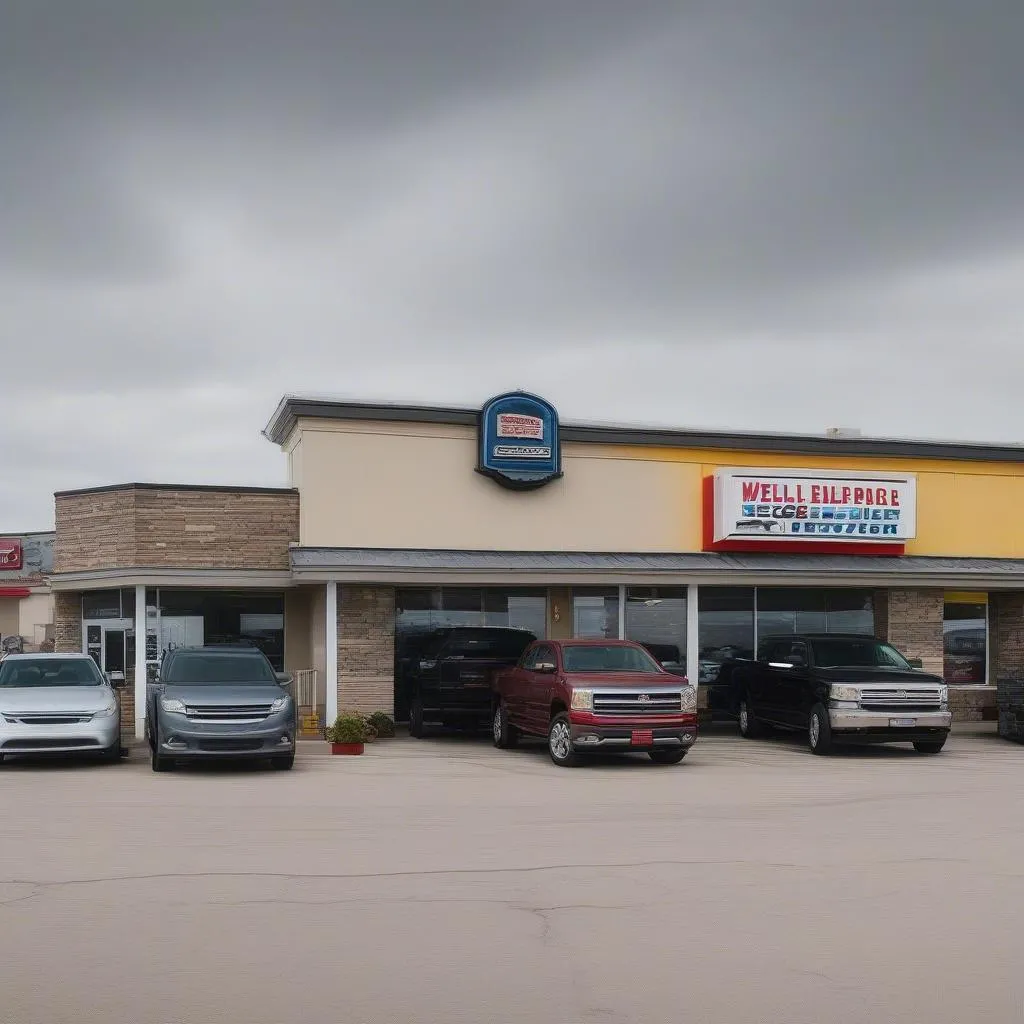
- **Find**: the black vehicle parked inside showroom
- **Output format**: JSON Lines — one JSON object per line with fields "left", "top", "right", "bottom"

{"left": 405, "top": 627, "right": 537, "bottom": 737}
{"left": 730, "top": 633, "right": 951, "bottom": 754}
{"left": 146, "top": 645, "right": 296, "bottom": 771}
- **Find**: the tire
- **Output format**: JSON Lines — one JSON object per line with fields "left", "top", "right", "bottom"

{"left": 548, "top": 713, "right": 581, "bottom": 767}
{"left": 648, "top": 749, "right": 687, "bottom": 765}
{"left": 408, "top": 698, "right": 426, "bottom": 739}
{"left": 272, "top": 754, "right": 295, "bottom": 770}
{"left": 738, "top": 697, "right": 762, "bottom": 739}
{"left": 808, "top": 704, "right": 833, "bottom": 755}
{"left": 914, "top": 738, "right": 947, "bottom": 754}
{"left": 102, "top": 738, "right": 122, "bottom": 763}
{"left": 492, "top": 701, "right": 519, "bottom": 749}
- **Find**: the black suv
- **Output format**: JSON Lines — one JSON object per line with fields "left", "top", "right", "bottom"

{"left": 731, "top": 633, "right": 952, "bottom": 754}
{"left": 406, "top": 627, "right": 537, "bottom": 737}
{"left": 147, "top": 645, "right": 296, "bottom": 771}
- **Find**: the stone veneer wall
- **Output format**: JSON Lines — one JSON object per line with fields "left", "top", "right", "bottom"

{"left": 883, "top": 589, "right": 945, "bottom": 677}
{"left": 55, "top": 485, "right": 299, "bottom": 572}
{"left": 991, "top": 592, "right": 1024, "bottom": 680}
{"left": 337, "top": 585, "right": 396, "bottom": 715}
{"left": 53, "top": 591, "right": 82, "bottom": 653}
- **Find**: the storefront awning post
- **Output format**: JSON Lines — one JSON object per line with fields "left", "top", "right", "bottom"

{"left": 134, "top": 585, "right": 146, "bottom": 740}
{"left": 326, "top": 581, "right": 338, "bottom": 725}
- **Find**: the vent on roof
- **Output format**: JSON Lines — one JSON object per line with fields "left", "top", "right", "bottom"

{"left": 826, "top": 427, "right": 862, "bottom": 439}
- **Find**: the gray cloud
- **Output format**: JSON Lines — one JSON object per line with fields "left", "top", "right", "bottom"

{"left": 2, "top": 1, "right": 1023, "bottom": 529}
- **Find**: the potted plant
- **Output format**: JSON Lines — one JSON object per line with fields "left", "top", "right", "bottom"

{"left": 367, "top": 712, "right": 396, "bottom": 739}
{"left": 325, "top": 712, "right": 369, "bottom": 755}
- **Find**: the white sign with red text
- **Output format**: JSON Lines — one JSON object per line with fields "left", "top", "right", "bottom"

{"left": 496, "top": 413, "right": 545, "bottom": 440}
{"left": 713, "top": 468, "right": 917, "bottom": 543}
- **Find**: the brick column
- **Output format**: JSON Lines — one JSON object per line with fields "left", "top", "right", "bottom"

{"left": 883, "top": 589, "right": 944, "bottom": 676}
{"left": 53, "top": 592, "right": 82, "bottom": 653}
{"left": 990, "top": 592, "right": 1024, "bottom": 680}
{"left": 338, "top": 586, "right": 396, "bottom": 715}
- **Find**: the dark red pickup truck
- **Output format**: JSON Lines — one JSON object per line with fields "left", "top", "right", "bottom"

{"left": 490, "top": 639, "right": 698, "bottom": 767}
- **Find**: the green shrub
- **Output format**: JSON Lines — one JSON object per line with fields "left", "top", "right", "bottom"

{"left": 325, "top": 712, "right": 368, "bottom": 744}
{"left": 367, "top": 712, "right": 396, "bottom": 738}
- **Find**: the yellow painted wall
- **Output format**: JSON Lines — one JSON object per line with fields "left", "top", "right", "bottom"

{"left": 287, "top": 419, "right": 1024, "bottom": 558}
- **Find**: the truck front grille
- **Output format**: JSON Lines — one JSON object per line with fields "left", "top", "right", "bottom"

{"left": 860, "top": 688, "right": 944, "bottom": 711}
{"left": 592, "top": 691, "right": 682, "bottom": 715}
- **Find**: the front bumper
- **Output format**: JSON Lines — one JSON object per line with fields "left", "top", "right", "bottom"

{"left": 0, "top": 715, "right": 120, "bottom": 755}
{"left": 828, "top": 707, "right": 952, "bottom": 742}
{"left": 157, "top": 712, "right": 296, "bottom": 758}
{"left": 568, "top": 711, "right": 698, "bottom": 751}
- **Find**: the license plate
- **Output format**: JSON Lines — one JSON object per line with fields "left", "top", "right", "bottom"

{"left": 631, "top": 729, "right": 654, "bottom": 746}
{"left": 889, "top": 718, "right": 916, "bottom": 727}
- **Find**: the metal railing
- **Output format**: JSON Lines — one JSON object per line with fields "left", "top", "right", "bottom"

{"left": 293, "top": 669, "right": 325, "bottom": 736}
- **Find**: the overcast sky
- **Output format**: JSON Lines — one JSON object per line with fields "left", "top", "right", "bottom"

{"left": 2, "top": 1, "right": 1023, "bottom": 530}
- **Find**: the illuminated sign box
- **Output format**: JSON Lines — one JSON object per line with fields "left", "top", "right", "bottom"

{"left": 709, "top": 468, "right": 917, "bottom": 551}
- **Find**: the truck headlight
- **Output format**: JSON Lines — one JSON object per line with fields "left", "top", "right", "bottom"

{"left": 680, "top": 686, "right": 696, "bottom": 712}
{"left": 570, "top": 689, "right": 593, "bottom": 711}
{"left": 939, "top": 684, "right": 949, "bottom": 706}
{"left": 830, "top": 685, "right": 861, "bottom": 703}
{"left": 161, "top": 698, "right": 187, "bottom": 714}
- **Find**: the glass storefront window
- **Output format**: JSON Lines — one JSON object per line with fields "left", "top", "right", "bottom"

{"left": 572, "top": 588, "right": 619, "bottom": 639}
{"left": 697, "top": 587, "right": 755, "bottom": 687}
{"left": 625, "top": 587, "right": 686, "bottom": 674}
{"left": 943, "top": 593, "right": 987, "bottom": 684}
{"left": 756, "top": 588, "right": 873, "bottom": 638}
{"left": 82, "top": 590, "right": 124, "bottom": 620}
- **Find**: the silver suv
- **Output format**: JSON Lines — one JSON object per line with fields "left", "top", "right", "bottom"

{"left": 0, "top": 653, "right": 126, "bottom": 762}
{"left": 147, "top": 646, "right": 296, "bottom": 771}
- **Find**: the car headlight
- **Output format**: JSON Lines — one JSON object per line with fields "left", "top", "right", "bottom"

{"left": 830, "top": 685, "right": 861, "bottom": 702}
{"left": 270, "top": 696, "right": 289, "bottom": 713}
{"left": 161, "top": 697, "right": 187, "bottom": 714}
{"left": 570, "top": 688, "right": 593, "bottom": 711}
{"left": 93, "top": 700, "right": 118, "bottom": 719}
{"left": 680, "top": 686, "right": 697, "bottom": 712}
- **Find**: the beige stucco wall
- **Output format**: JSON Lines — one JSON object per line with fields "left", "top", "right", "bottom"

{"left": 19, "top": 593, "right": 53, "bottom": 644}
{"left": 0, "top": 598, "right": 18, "bottom": 639}
{"left": 292, "top": 420, "right": 700, "bottom": 552}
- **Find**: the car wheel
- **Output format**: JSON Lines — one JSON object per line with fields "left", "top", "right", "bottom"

{"left": 408, "top": 698, "right": 426, "bottom": 739}
{"left": 808, "top": 704, "right": 833, "bottom": 755}
{"left": 913, "top": 738, "right": 947, "bottom": 754}
{"left": 272, "top": 754, "right": 295, "bottom": 770}
{"left": 492, "top": 701, "right": 519, "bottom": 749}
{"left": 548, "top": 713, "right": 580, "bottom": 767}
{"left": 738, "top": 698, "right": 762, "bottom": 738}
{"left": 102, "top": 738, "right": 122, "bottom": 763}
{"left": 648, "top": 749, "right": 687, "bottom": 765}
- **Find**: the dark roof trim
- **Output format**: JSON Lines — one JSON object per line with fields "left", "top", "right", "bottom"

{"left": 55, "top": 482, "right": 297, "bottom": 498}
{"left": 263, "top": 396, "right": 1024, "bottom": 463}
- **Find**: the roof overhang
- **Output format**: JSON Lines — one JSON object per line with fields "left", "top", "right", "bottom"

{"left": 289, "top": 548, "right": 1024, "bottom": 590}
{"left": 48, "top": 568, "right": 295, "bottom": 591}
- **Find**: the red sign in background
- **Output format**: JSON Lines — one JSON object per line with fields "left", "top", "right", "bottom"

{"left": 0, "top": 540, "right": 24, "bottom": 571}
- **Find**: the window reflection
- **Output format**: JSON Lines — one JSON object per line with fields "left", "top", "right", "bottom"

{"left": 625, "top": 587, "right": 687, "bottom": 674}
{"left": 755, "top": 588, "right": 873, "bottom": 638}
{"left": 571, "top": 588, "right": 620, "bottom": 639}
{"left": 697, "top": 588, "right": 755, "bottom": 687}
{"left": 943, "top": 594, "right": 987, "bottom": 684}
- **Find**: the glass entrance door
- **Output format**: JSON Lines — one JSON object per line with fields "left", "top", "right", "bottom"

{"left": 83, "top": 618, "right": 132, "bottom": 683}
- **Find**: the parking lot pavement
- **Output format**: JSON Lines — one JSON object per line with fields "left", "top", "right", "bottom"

{"left": 1, "top": 729, "right": 1022, "bottom": 1024}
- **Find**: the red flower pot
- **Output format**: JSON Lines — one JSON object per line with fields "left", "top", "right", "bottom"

{"left": 331, "top": 742, "right": 364, "bottom": 755}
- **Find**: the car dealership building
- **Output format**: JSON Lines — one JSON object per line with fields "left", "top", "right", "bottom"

{"left": 49, "top": 392, "right": 1024, "bottom": 741}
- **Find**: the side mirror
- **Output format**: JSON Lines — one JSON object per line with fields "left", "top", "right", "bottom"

{"left": 276, "top": 672, "right": 293, "bottom": 687}
{"left": 789, "top": 655, "right": 807, "bottom": 668}
{"left": 535, "top": 661, "right": 557, "bottom": 673}
{"left": 907, "top": 657, "right": 923, "bottom": 669}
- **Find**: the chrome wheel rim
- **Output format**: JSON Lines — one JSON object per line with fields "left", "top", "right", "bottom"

{"left": 550, "top": 720, "right": 572, "bottom": 760}
{"left": 809, "top": 714, "right": 820, "bottom": 748}
{"left": 739, "top": 703, "right": 749, "bottom": 733}
{"left": 493, "top": 706, "right": 503, "bottom": 743}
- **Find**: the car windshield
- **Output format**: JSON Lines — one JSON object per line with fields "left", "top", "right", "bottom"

{"left": 562, "top": 645, "right": 663, "bottom": 673}
{"left": 162, "top": 653, "right": 278, "bottom": 684}
{"left": 810, "top": 639, "right": 913, "bottom": 670}
{"left": 0, "top": 658, "right": 104, "bottom": 687}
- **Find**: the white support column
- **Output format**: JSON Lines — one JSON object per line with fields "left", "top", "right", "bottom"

{"left": 134, "top": 584, "right": 146, "bottom": 740}
{"left": 325, "top": 581, "right": 338, "bottom": 724}
{"left": 617, "top": 585, "right": 627, "bottom": 639}
{"left": 686, "top": 584, "right": 699, "bottom": 686}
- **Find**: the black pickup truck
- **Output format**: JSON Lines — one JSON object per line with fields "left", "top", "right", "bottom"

{"left": 406, "top": 627, "right": 537, "bottom": 737}
{"left": 731, "top": 633, "right": 951, "bottom": 754}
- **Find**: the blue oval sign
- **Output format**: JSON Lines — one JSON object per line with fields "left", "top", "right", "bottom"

{"left": 477, "top": 392, "right": 562, "bottom": 490}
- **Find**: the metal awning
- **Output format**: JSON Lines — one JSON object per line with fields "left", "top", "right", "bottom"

{"left": 289, "top": 547, "right": 1024, "bottom": 588}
